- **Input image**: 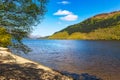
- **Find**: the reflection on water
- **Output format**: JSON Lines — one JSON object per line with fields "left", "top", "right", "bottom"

{"left": 20, "top": 39, "right": 120, "bottom": 80}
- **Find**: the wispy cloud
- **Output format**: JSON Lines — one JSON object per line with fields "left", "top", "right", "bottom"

{"left": 54, "top": 9, "right": 78, "bottom": 21}
{"left": 57, "top": 1, "right": 70, "bottom": 5}
{"left": 57, "top": 21, "right": 62, "bottom": 25}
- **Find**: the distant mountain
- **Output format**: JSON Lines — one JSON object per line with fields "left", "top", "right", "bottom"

{"left": 38, "top": 36, "right": 49, "bottom": 39}
{"left": 49, "top": 11, "right": 120, "bottom": 40}
{"left": 28, "top": 34, "right": 42, "bottom": 39}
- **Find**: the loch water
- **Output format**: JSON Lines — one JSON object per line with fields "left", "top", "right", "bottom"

{"left": 20, "top": 39, "right": 120, "bottom": 80}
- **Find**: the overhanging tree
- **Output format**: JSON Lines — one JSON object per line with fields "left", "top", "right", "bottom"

{"left": 0, "top": 0, "right": 48, "bottom": 53}
{"left": 0, "top": 27, "right": 11, "bottom": 47}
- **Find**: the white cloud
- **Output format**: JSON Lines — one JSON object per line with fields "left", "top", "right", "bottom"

{"left": 53, "top": 9, "right": 72, "bottom": 15}
{"left": 54, "top": 9, "right": 78, "bottom": 21}
{"left": 58, "top": 1, "right": 70, "bottom": 5}
{"left": 60, "top": 14, "right": 78, "bottom": 21}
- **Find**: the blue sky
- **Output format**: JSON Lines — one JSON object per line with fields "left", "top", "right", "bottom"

{"left": 31, "top": 0, "right": 120, "bottom": 37}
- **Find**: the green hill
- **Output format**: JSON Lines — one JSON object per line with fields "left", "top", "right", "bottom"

{"left": 49, "top": 11, "right": 120, "bottom": 40}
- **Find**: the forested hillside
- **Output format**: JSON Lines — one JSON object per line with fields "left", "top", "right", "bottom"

{"left": 49, "top": 11, "right": 120, "bottom": 40}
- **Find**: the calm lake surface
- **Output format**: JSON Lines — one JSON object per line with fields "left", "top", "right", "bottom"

{"left": 20, "top": 39, "right": 120, "bottom": 80}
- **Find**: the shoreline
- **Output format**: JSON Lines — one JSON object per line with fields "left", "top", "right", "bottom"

{"left": 0, "top": 47, "right": 102, "bottom": 80}
{"left": 0, "top": 47, "right": 73, "bottom": 80}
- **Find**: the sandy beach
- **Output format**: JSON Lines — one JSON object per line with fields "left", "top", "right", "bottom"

{"left": 0, "top": 47, "right": 73, "bottom": 80}
{"left": 0, "top": 47, "right": 103, "bottom": 80}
